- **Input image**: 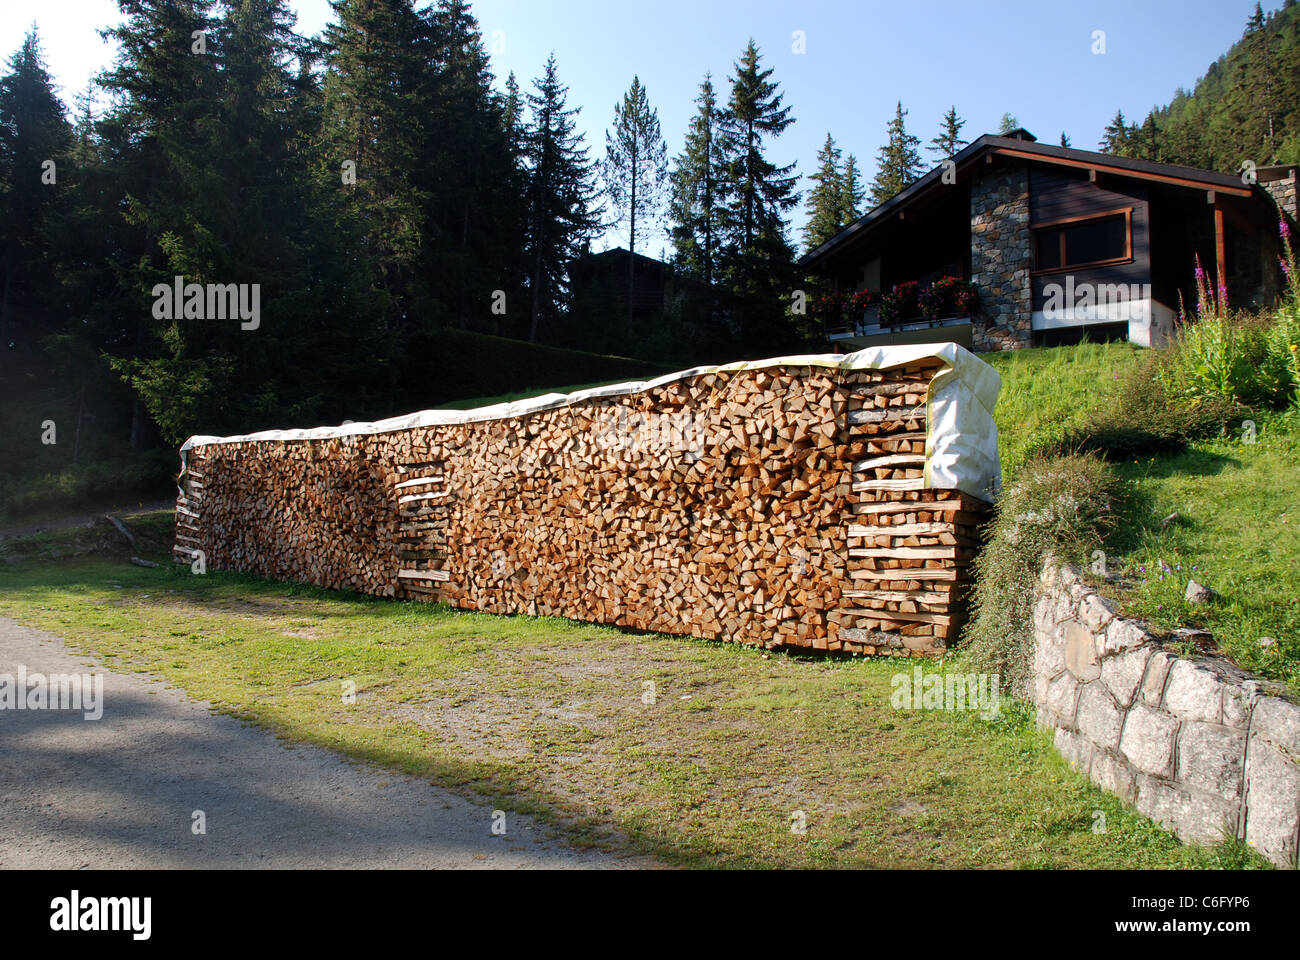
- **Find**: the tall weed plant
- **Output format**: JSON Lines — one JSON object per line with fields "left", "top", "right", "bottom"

{"left": 1162, "top": 243, "right": 1300, "bottom": 410}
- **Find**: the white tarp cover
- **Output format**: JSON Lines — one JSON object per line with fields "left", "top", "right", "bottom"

{"left": 180, "top": 341, "right": 1002, "bottom": 499}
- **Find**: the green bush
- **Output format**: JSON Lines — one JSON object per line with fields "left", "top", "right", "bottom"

{"left": 1158, "top": 313, "right": 1292, "bottom": 409}
{"left": 0, "top": 450, "right": 176, "bottom": 524}
{"left": 963, "top": 454, "right": 1121, "bottom": 691}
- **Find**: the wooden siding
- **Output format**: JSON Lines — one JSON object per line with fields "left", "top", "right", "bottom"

{"left": 1029, "top": 167, "right": 1153, "bottom": 311}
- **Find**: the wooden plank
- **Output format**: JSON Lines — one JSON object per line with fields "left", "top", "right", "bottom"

{"left": 1214, "top": 205, "right": 1227, "bottom": 292}
{"left": 398, "top": 568, "right": 451, "bottom": 582}
{"left": 850, "top": 382, "right": 921, "bottom": 397}
{"left": 848, "top": 522, "right": 960, "bottom": 537}
{"left": 841, "top": 608, "right": 951, "bottom": 626}
{"left": 398, "top": 490, "right": 450, "bottom": 505}
{"left": 852, "top": 454, "right": 925, "bottom": 472}
{"left": 863, "top": 430, "right": 927, "bottom": 446}
{"left": 849, "top": 568, "right": 962, "bottom": 582}
{"left": 992, "top": 146, "right": 1253, "bottom": 197}
{"left": 394, "top": 475, "right": 445, "bottom": 490}
{"left": 848, "top": 408, "right": 926, "bottom": 426}
{"left": 842, "top": 582, "right": 956, "bottom": 598}
{"left": 850, "top": 546, "right": 959, "bottom": 560}
{"left": 852, "top": 477, "right": 925, "bottom": 492}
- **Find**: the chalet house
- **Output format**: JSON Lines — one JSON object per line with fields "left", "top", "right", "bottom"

{"left": 802, "top": 130, "right": 1297, "bottom": 352}
{"left": 567, "top": 246, "right": 671, "bottom": 331}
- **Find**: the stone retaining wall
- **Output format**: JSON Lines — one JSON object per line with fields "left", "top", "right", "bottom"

{"left": 1032, "top": 562, "right": 1300, "bottom": 868}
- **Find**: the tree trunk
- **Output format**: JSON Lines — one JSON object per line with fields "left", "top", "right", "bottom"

{"left": 529, "top": 227, "right": 544, "bottom": 343}
{"left": 627, "top": 170, "right": 636, "bottom": 343}
{"left": 130, "top": 396, "right": 151, "bottom": 453}
{"left": 0, "top": 246, "right": 12, "bottom": 347}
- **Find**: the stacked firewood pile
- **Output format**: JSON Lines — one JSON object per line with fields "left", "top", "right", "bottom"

{"left": 176, "top": 358, "right": 991, "bottom": 655}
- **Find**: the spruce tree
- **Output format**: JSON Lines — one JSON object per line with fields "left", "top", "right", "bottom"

{"left": 869, "top": 102, "right": 923, "bottom": 206}
{"left": 0, "top": 28, "right": 73, "bottom": 345}
{"left": 321, "top": 0, "right": 428, "bottom": 311}
{"left": 717, "top": 40, "right": 800, "bottom": 349}
{"left": 94, "top": 0, "right": 221, "bottom": 447}
{"left": 1239, "top": 2, "right": 1278, "bottom": 161}
{"left": 668, "top": 73, "right": 727, "bottom": 288}
{"left": 802, "top": 132, "right": 844, "bottom": 251}
{"left": 928, "top": 105, "right": 967, "bottom": 159}
{"left": 1099, "top": 109, "right": 1135, "bottom": 154}
{"left": 521, "top": 54, "right": 602, "bottom": 343}
{"left": 719, "top": 40, "right": 797, "bottom": 257}
{"left": 418, "top": 0, "right": 524, "bottom": 334}
{"left": 603, "top": 75, "right": 668, "bottom": 338}
{"left": 839, "top": 154, "right": 864, "bottom": 223}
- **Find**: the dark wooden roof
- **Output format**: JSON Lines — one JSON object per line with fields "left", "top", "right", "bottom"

{"left": 568, "top": 246, "right": 668, "bottom": 270}
{"left": 800, "top": 134, "right": 1264, "bottom": 268}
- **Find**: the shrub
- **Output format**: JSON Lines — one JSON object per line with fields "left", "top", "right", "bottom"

{"left": 962, "top": 454, "right": 1121, "bottom": 692}
{"left": 1160, "top": 243, "right": 1300, "bottom": 411}
{"left": 1041, "top": 352, "right": 1243, "bottom": 462}
{"left": 0, "top": 449, "right": 177, "bottom": 524}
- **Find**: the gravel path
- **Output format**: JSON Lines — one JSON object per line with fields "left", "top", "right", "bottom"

{"left": 0, "top": 617, "right": 644, "bottom": 869}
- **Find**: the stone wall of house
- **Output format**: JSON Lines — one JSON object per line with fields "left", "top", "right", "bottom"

{"left": 1262, "top": 167, "right": 1298, "bottom": 223}
{"left": 970, "top": 162, "right": 1033, "bottom": 351}
{"left": 1031, "top": 563, "right": 1300, "bottom": 868}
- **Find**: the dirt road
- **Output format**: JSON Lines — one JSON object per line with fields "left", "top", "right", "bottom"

{"left": 0, "top": 617, "right": 644, "bottom": 869}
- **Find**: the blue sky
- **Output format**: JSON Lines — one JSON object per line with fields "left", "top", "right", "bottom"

{"left": 0, "top": 0, "right": 1281, "bottom": 253}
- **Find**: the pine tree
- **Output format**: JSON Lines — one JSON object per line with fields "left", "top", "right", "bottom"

{"left": 1099, "top": 109, "right": 1135, "bottom": 154}
{"left": 417, "top": 0, "right": 524, "bottom": 334}
{"left": 869, "top": 102, "right": 923, "bottom": 206}
{"left": 1239, "top": 2, "right": 1278, "bottom": 161}
{"left": 0, "top": 28, "right": 73, "bottom": 345}
{"left": 717, "top": 39, "right": 800, "bottom": 349}
{"left": 719, "top": 40, "right": 797, "bottom": 257}
{"left": 998, "top": 113, "right": 1020, "bottom": 134}
{"left": 668, "top": 73, "right": 727, "bottom": 288}
{"left": 1060, "top": 131, "right": 1071, "bottom": 148}
{"left": 928, "top": 105, "right": 967, "bottom": 159}
{"left": 321, "top": 0, "right": 428, "bottom": 309}
{"left": 839, "top": 154, "right": 864, "bottom": 223}
{"left": 522, "top": 54, "right": 602, "bottom": 343}
{"left": 603, "top": 75, "right": 668, "bottom": 338}
{"left": 802, "top": 132, "right": 844, "bottom": 251}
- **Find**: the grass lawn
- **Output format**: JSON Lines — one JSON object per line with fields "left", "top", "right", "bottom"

{"left": 1107, "top": 414, "right": 1300, "bottom": 692}
{"left": 0, "top": 514, "right": 1266, "bottom": 868}
{"left": 984, "top": 339, "right": 1300, "bottom": 696}
{"left": 981, "top": 340, "right": 1146, "bottom": 479}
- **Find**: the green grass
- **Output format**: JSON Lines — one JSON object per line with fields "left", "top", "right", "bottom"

{"left": 981, "top": 340, "right": 1145, "bottom": 479}
{"left": 0, "top": 513, "right": 1265, "bottom": 869}
{"left": 1106, "top": 413, "right": 1300, "bottom": 691}
{"left": 981, "top": 338, "right": 1300, "bottom": 696}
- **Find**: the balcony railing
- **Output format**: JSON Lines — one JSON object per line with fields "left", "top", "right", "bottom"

{"left": 826, "top": 306, "right": 972, "bottom": 341}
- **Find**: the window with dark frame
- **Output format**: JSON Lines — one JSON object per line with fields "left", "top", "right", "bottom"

{"left": 1032, "top": 210, "right": 1132, "bottom": 273}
